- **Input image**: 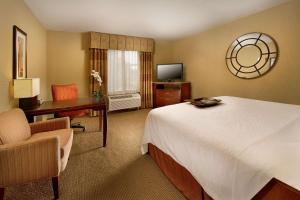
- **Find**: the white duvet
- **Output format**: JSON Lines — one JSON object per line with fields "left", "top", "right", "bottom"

{"left": 142, "top": 96, "right": 300, "bottom": 200}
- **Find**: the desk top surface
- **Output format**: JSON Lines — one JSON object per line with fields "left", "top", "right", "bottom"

{"left": 23, "top": 97, "right": 106, "bottom": 115}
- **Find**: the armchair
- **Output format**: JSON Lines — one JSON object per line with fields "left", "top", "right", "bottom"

{"left": 0, "top": 109, "right": 73, "bottom": 200}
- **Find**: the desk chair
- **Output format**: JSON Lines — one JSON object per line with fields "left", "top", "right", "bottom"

{"left": 51, "top": 84, "right": 86, "bottom": 132}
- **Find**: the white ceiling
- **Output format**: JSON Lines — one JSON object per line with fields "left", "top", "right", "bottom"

{"left": 24, "top": 0, "right": 289, "bottom": 39}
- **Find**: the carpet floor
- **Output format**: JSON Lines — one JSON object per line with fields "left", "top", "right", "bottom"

{"left": 5, "top": 109, "right": 185, "bottom": 200}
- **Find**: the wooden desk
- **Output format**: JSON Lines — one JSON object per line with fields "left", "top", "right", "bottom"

{"left": 22, "top": 97, "right": 108, "bottom": 147}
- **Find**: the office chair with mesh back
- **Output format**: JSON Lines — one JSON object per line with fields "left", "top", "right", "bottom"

{"left": 51, "top": 84, "right": 86, "bottom": 132}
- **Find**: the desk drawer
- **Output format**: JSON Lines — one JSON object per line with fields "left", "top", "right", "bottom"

{"left": 152, "top": 82, "right": 191, "bottom": 108}
{"left": 156, "top": 89, "right": 181, "bottom": 106}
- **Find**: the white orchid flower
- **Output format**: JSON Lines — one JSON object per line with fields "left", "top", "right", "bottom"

{"left": 91, "top": 69, "right": 102, "bottom": 86}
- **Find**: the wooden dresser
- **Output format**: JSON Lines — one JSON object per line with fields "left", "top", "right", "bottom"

{"left": 152, "top": 82, "right": 191, "bottom": 108}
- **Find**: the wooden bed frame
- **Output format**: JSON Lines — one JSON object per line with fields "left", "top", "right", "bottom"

{"left": 148, "top": 143, "right": 300, "bottom": 200}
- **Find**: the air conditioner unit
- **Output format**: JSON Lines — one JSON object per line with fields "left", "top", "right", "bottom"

{"left": 108, "top": 93, "right": 141, "bottom": 111}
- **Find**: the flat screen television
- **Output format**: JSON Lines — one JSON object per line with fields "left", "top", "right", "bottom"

{"left": 156, "top": 63, "right": 183, "bottom": 81}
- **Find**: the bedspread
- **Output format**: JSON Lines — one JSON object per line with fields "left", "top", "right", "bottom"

{"left": 142, "top": 96, "right": 300, "bottom": 200}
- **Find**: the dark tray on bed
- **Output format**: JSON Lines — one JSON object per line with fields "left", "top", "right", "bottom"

{"left": 187, "top": 97, "right": 222, "bottom": 108}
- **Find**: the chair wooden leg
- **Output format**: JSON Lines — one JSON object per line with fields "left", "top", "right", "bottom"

{"left": 52, "top": 177, "right": 59, "bottom": 199}
{"left": 0, "top": 187, "right": 4, "bottom": 200}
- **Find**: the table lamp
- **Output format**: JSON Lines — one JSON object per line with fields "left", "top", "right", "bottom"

{"left": 14, "top": 78, "right": 40, "bottom": 109}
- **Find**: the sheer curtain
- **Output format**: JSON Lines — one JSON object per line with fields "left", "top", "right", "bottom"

{"left": 108, "top": 50, "right": 140, "bottom": 95}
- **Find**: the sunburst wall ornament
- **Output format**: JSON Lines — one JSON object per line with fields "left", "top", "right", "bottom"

{"left": 226, "top": 32, "right": 279, "bottom": 79}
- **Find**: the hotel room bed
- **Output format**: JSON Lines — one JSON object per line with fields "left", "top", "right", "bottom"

{"left": 141, "top": 96, "right": 300, "bottom": 200}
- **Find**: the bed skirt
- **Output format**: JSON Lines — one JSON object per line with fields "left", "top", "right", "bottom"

{"left": 148, "top": 143, "right": 300, "bottom": 200}
{"left": 148, "top": 143, "right": 212, "bottom": 200}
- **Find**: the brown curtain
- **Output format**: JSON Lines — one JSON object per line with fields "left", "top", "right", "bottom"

{"left": 89, "top": 48, "right": 108, "bottom": 95}
{"left": 140, "top": 52, "right": 153, "bottom": 108}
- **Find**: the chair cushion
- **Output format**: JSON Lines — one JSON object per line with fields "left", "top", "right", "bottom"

{"left": 0, "top": 109, "right": 31, "bottom": 144}
{"left": 30, "top": 128, "right": 73, "bottom": 165}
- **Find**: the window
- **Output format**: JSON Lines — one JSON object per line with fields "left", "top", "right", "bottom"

{"left": 108, "top": 50, "right": 140, "bottom": 95}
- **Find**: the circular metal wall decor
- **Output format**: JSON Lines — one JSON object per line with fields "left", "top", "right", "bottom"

{"left": 226, "top": 32, "right": 279, "bottom": 79}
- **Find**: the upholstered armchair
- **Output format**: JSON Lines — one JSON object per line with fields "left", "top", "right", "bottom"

{"left": 0, "top": 109, "right": 73, "bottom": 200}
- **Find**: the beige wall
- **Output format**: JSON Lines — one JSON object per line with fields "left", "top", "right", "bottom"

{"left": 172, "top": 0, "right": 300, "bottom": 105}
{"left": 153, "top": 40, "right": 173, "bottom": 81}
{"left": 2, "top": 0, "right": 298, "bottom": 109}
{"left": 0, "top": 0, "right": 47, "bottom": 111}
{"left": 153, "top": 40, "right": 174, "bottom": 80}
{"left": 47, "top": 31, "right": 90, "bottom": 99}
{"left": 154, "top": 40, "right": 173, "bottom": 66}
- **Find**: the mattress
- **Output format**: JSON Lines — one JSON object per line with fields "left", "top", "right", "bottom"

{"left": 142, "top": 96, "right": 300, "bottom": 200}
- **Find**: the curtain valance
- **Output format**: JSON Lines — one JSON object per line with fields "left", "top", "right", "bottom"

{"left": 89, "top": 32, "right": 154, "bottom": 53}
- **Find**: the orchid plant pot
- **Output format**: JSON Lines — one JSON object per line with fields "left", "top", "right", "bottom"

{"left": 92, "top": 90, "right": 103, "bottom": 98}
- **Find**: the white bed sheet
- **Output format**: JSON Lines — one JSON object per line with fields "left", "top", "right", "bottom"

{"left": 141, "top": 96, "right": 300, "bottom": 200}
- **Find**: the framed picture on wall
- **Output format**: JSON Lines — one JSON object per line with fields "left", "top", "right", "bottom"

{"left": 13, "top": 25, "right": 27, "bottom": 79}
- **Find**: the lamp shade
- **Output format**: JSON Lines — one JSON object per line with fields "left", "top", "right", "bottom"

{"left": 14, "top": 78, "right": 40, "bottom": 98}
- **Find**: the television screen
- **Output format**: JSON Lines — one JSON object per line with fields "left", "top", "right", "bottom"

{"left": 156, "top": 63, "right": 183, "bottom": 81}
